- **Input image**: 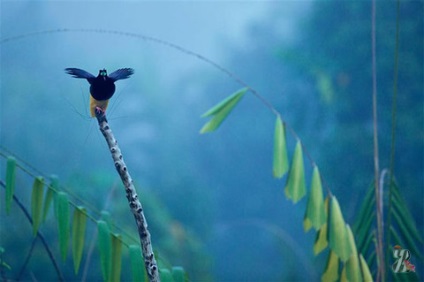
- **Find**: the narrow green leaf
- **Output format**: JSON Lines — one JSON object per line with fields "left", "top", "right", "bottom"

{"left": 200, "top": 88, "right": 248, "bottom": 133}
{"left": 284, "top": 141, "right": 306, "bottom": 203}
{"left": 31, "top": 176, "right": 45, "bottom": 236}
{"left": 98, "top": 220, "right": 112, "bottom": 282}
{"left": 345, "top": 226, "right": 361, "bottom": 282}
{"left": 57, "top": 192, "right": 70, "bottom": 260}
{"left": 129, "top": 245, "right": 146, "bottom": 282}
{"left": 313, "top": 197, "right": 329, "bottom": 255}
{"left": 392, "top": 189, "right": 423, "bottom": 244}
{"left": 356, "top": 211, "right": 375, "bottom": 252}
{"left": 328, "top": 196, "right": 352, "bottom": 262}
{"left": 201, "top": 87, "right": 248, "bottom": 117}
{"left": 322, "top": 250, "right": 339, "bottom": 282}
{"left": 72, "top": 206, "right": 87, "bottom": 274}
{"left": 42, "top": 176, "right": 58, "bottom": 222}
{"left": 357, "top": 229, "right": 374, "bottom": 256}
{"left": 273, "top": 116, "right": 289, "bottom": 178}
{"left": 111, "top": 233, "right": 122, "bottom": 282}
{"left": 172, "top": 266, "right": 187, "bottom": 282}
{"left": 5, "top": 157, "right": 16, "bottom": 214}
{"left": 359, "top": 254, "right": 373, "bottom": 282}
{"left": 392, "top": 209, "right": 423, "bottom": 260}
{"left": 304, "top": 166, "right": 326, "bottom": 231}
{"left": 352, "top": 184, "right": 375, "bottom": 233}
{"left": 159, "top": 268, "right": 173, "bottom": 282}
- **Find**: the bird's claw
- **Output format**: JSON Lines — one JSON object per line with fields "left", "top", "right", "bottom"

{"left": 95, "top": 107, "right": 105, "bottom": 116}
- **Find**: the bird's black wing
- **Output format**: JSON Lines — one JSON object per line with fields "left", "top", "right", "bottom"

{"left": 65, "top": 68, "right": 95, "bottom": 82}
{"left": 108, "top": 68, "right": 134, "bottom": 82}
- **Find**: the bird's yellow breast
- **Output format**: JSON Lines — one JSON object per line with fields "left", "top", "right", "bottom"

{"left": 90, "top": 95, "right": 110, "bottom": 117}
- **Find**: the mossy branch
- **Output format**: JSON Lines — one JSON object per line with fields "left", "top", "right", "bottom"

{"left": 94, "top": 111, "right": 159, "bottom": 282}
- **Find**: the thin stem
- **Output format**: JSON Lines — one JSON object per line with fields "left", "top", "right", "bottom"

{"left": 387, "top": 0, "right": 400, "bottom": 278}
{"left": 371, "top": 1, "right": 385, "bottom": 281}
{"left": 94, "top": 111, "right": 159, "bottom": 282}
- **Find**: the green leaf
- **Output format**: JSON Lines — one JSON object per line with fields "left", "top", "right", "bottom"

{"left": 345, "top": 226, "right": 361, "bottom": 282}
{"left": 172, "top": 266, "right": 187, "bottom": 282}
{"left": 392, "top": 186, "right": 423, "bottom": 244}
{"left": 313, "top": 197, "right": 330, "bottom": 255}
{"left": 352, "top": 183, "right": 375, "bottom": 233}
{"left": 42, "top": 176, "right": 58, "bottom": 222}
{"left": 98, "top": 220, "right": 112, "bottom": 282}
{"left": 304, "top": 166, "right": 326, "bottom": 231}
{"left": 284, "top": 141, "right": 306, "bottom": 203}
{"left": 57, "top": 192, "right": 70, "bottom": 261}
{"left": 111, "top": 233, "right": 122, "bottom": 282}
{"left": 31, "top": 176, "right": 44, "bottom": 236}
{"left": 200, "top": 87, "right": 248, "bottom": 133}
{"left": 273, "top": 116, "right": 289, "bottom": 178}
{"left": 359, "top": 254, "right": 373, "bottom": 282}
{"left": 159, "top": 268, "right": 173, "bottom": 282}
{"left": 322, "top": 250, "right": 339, "bottom": 282}
{"left": 72, "top": 206, "right": 87, "bottom": 274}
{"left": 356, "top": 211, "right": 375, "bottom": 253}
{"left": 328, "top": 196, "right": 351, "bottom": 262}
{"left": 357, "top": 229, "right": 374, "bottom": 256}
{"left": 314, "top": 223, "right": 328, "bottom": 256}
{"left": 130, "top": 245, "right": 146, "bottom": 282}
{"left": 5, "top": 157, "right": 16, "bottom": 214}
{"left": 392, "top": 209, "right": 423, "bottom": 260}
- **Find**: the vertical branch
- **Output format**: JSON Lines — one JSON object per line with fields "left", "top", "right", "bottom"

{"left": 371, "top": 1, "right": 385, "bottom": 281}
{"left": 95, "top": 112, "right": 159, "bottom": 282}
{"left": 387, "top": 0, "right": 401, "bottom": 278}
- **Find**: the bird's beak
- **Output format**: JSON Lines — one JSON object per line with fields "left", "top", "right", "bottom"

{"left": 103, "top": 77, "right": 106, "bottom": 81}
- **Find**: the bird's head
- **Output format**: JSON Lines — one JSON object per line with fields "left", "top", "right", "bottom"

{"left": 99, "top": 69, "right": 108, "bottom": 80}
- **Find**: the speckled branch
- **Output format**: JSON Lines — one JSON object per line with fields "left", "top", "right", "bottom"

{"left": 95, "top": 111, "right": 159, "bottom": 282}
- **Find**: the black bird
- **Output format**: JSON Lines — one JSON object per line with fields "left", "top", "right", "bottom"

{"left": 65, "top": 68, "right": 134, "bottom": 117}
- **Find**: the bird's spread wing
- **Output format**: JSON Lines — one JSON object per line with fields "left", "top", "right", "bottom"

{"left": 108, "top": 68, "right": 134, "bottom": 82}
{"left": 65, "top": 68, "right": 95, "bottom": 80}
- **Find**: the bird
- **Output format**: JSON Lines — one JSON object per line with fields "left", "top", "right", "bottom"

{"left": 65, "top": 68, "right": 134, "bottom": 117}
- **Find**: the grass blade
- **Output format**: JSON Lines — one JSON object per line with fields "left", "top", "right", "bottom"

{"left": 5, "top": 157, "right": 16, "bottom": 214}
{"left": 57, "top": 192, "right": 70, "bottom": 261}
{"left": 304, "top": 166, "right": 326, "bottom": 231}
{"left": 98, "top": 220, "right": 111, "bottom": 282}
{"left": 31, "top": 176, "right": 44, "bottom": 236}
{"left": 111, "top": 233, "right": 123, "bottom": 282}
{"left": 284, "top": 141, "right": 306, "bottom": 203}
{"left": 273, "top": 116, "right": 289, "bottom": 178}
{"left": 200, "top": 87, "right": 247, "bottom": 133}
{"left": 130, "top": 245, "right": 147, "bottom": 282}
{"left": 72, "top": 206, "right": 87, "bottom": 274}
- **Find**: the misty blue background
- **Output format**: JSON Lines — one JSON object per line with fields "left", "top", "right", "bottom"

{"left": 1, "top": 1, "right": 423, "bottom": 281}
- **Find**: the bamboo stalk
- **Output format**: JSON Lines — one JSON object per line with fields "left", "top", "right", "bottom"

{"left": 95, "top": 110, "right": 159, "bottom": 282}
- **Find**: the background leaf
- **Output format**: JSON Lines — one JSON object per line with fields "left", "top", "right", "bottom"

{"left": 284, "top": 140, "right": 306, "bottom": 203}
{"left": 200, "top": 87, "right": 247, "bottom": 133}
{"left": 98, "top": 220, "right": 112, "bottom": 282}
{"left": 273, "top": 116, "right": 289, "bottom": 178}
{"left": 328, "top": 196, "right": 351, "bottom": 262}
{"left": 31, "top": 176, "right": 44, "bottom": 236}
{"left": 72, "top": 206, "right": 87, "bottom": 274}
{"left": 130, "top": 245, "right": 146, "bottom": 282}
{"left": 111, "top": 233, "right": 123, "bottom": 282}
{"left": 57, "top": 192, "right": 70, "bottom": 261}
{"left": 304, "top": 166, "right": 326, "bottom": 231}
{"left": 5, "top": 157, "right": 16, "bottom": 214}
